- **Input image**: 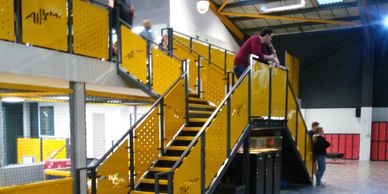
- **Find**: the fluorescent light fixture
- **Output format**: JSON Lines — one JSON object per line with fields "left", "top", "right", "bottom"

{"left": 261, "top": 0, "right": 306, "bottom": 13}
{"left": 197, "top": 0, "right": 210, "bottom": 14}
{"left": 385, "top": 16, "right": 388, "bottom": 27}
{"left": 52, "top": 96, "right": 70, "bottom": 101}
{"left": 317, "top": 0, "right": 343, "bottom": 6}
{"left": 1, "top": 97, "right": 24, "bottom": 103}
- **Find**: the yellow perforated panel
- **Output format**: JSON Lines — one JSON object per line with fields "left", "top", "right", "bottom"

{"left": 22, "top": 0, "right": 67, "bottom": 51}
{"left": 134, "top": 107, "right": 160, "bottom": 184}
{"left": 173, "top": 35, "right": 190, "bottom": 48}
{"left": 173, "top": 42, "right": 198, "bottom": 91}
{"left": 293, "top": 57, "right": 300, "bottom": 96}
{"left": 73, "top": 0, "right": 108, "bottom": 59}
{"left": 97, "top": 140, "right": 130, "bottom": 194}
{"left": 297, "top": 111, "right": 306, "bottom": 161}
{"left": 42, "top": 139, "right": 66, "bottom": 161}
{"left": 226, "top": 53, "right": 235, "bottom": 72}
{"left": 0, "top": 178, "right": 73, "bottom": 194}
{"left": 305, "top": 133, "right": 314, "bottom": 177}
{"left": 174, "top": 139, "right": 201, "bottom": 194}
{"left": 152, "top": 49, "right": 182, "bottom": 94}
{"left": 205, "top": 106, "right": 227, "bottom": 187}
{"left": 121, "top": 25, "right": 148, "bottom": 84}
{"left": 230, "top": 77, "right": 249, "bottom": 148}
{"left": 251, "top": 62, "right": 270, "bottom": 117}
{"left": 193, "top": 41, "right": 209, "bottom": 59}
{"left": 211, "top": 48, "right": 225, "bottom": 71}
{"left": 0, "top": 0, "right": 15, "bottom": 41}
{"left": 287, "top": 88, "right": 297, "bottom": 140}
{"left": 201, "top": 60, "right": 226, "bottom": 105}
{"left": 17, "top": 138, "right": 41, "bottom": 164}
{"left": 271, "top": 68, "right": 287, "bottom": 117}
{"left": 164, "top": 79, "right": 185, "bottom": 144}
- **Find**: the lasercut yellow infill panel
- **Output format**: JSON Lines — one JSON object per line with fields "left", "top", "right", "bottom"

{"left": 134, "top": 107, "right": 160, "bottom": 184}
{"left": 193, "top": 41, "right": 209, "bottom": 59}
{"left": 271, "top": 68, "right": 287, "bottom": 117}
{"left": 230, "top": 77, "right": 249, "bottom": 149}
{"left": 287, "top": 88, "right": 297, "bottom": 140}
{"left": 226, "top": 53, "right": 235, "bottom": 72}
{"left": 42, "top": 139, "right": 66, "bottom": 161}
{"left": 297, "top": 111, "right": 306, "bottom": 161}
{"left": 211, "top": 48, "right": 226, "bottom": 71}
{"left": 173, "top": 35, "right": 190, "bottom": 48}
{"left": 17, "top": 138, "right": 41, "bottom": 164}
{"left": 0, "top": 0, "right": 15, "bottom": 41}
{"left": 164, "top": 78, "right": 185, "bottom": 145}
{"left": 174, "top": 139, "right": 201, "bottom": 194}
{"left": 22, "top": 0, "right": 67, "bottom": 51}
{"left": 201, "top": 60, "right": 226, "bottom": 105}
{"left": 293, "top": 57, "right": 300, "bottom": 96}
{"left": 173, "top": 42, "right": 198, "bottom": 91}
{"left": 0, "top": 178, "right": 73, "bottom": 194}
{"left": 205, "top": 106, "right": 227, "bottom": 187}
{"left": 251, "top": 62, "right": 270, "bottom": 117}
{"left": 121, "top": 25, "right": 147, "bottom": 84}
{"left": 73, "top": 0, "right": 108, "bottom": 59}
{"left": 285, "top": 53, "right": 293, "bottom": 80}
{"left": 305, "top": 133, "right": 314, "bottom": 177}
{"left": 97, "top": 140, "right": 129, "bottom": 194}
{"left": 152, "top": 49, "right": 182, "bottom": 94}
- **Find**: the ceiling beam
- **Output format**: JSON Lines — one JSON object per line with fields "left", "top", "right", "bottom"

{"left": 221, "top": 12, "right": 359, "bottom": 25}
{"left": 243, "top": 16, "right": 361, "bottom": 33}
{"left": 229, "top": 2, "right": 358, "bottom": 22}
{"left": 217, "top": 0, "right": 229, "bottom": 13}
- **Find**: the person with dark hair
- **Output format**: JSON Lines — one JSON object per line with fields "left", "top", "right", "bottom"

{"left": 313, "top": 127, "right": 330, "bottom": 186}
{"left": 309, "top": 121, "right": 320, "bottom": 137}
{"left": 234, "top": 28, "right": 280, "bottom": 78}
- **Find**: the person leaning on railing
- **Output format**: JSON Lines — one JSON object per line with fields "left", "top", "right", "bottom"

{"left": 233, "top": 28, "right": 280, "bottom": 78}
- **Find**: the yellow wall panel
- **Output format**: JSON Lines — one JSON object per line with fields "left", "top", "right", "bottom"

{"left": 293, "top": 57, "right": 300, "bottom": 96}
{"left": 205, "top": 106, "right": 227, "bottom": 187}
{"left": 97, "top": 140, "right": 129, "bottom": 194}
{"left": 297, "top": 111, "right": 306, "bottom": 161}
{"left": 17, "top": 138, "right": 41, "bottom": 164}
{"left": 193, "top": 41, "right": 209, "bottom": 59}
{"left": 271, "top": 68, "right": 287, "bottom": 117}
{"left": 211, "top": 48, "right": 225, "bottom": 71}
{"left": 0, "top": 178, "right": 72, "bottom": 194}
{"left": 287, "top": 88, "right": 297, "bottom": 140}
{"left": 152, "top": 49, "right": 182, "bottom": 94}
{"left": 305, "top": 134, "right": 314, "bottom": 177}
{"left": 0, "top": 0, "right": 15, "bottom": 41}
{"left": 21, "top": 0, "right": 67, "bottom": 51}
{"left": 173, "top": 42, "right": 198, "bottom": 91}
{"left": 173, "top": 35, "right": 190, "bottom": 48}
{"left": 121, "top": 25, "right": 148, "bottom": 84}
{"left": 164, "top": 79, "right": 185, "bottom": 144}
{"left": 42, "top": 139, "right": 66, "bottom": 161}
{"left": 201, "top": 60, "right": 226, "bottom": 105}
{"left": 73, "top": 0, "right": 108, "bottom": 59}
{"left": 173, "top": 139, "right": 201, "bottom": 194}
{"left": 226, "top": 53, "right": 235, "bottom": 72}
{"left": 230, "top": 77, "right": 249, "bottom": 148}
{"left": 134, "top": 107, "right": 160, "bottom": 184}
{"left": 251, "top": 62, "right": 270, "bottom": 117}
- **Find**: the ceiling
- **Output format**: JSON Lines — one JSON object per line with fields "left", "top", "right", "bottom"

{"left": 211, "top": 0, "right": 388, "bottom": 36}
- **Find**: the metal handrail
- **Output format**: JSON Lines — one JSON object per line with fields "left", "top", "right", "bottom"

{"left": 173, "top": 30, "right": 237, "bottom": 54}
{"left": 88, "top": 68, "right": 188, "bottom": 169}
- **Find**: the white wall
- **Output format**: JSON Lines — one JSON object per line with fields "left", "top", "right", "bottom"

{"left": 302, "top": 108, "right": 361, "bottom": 134}
{"left": 170, "top": 0, "right": 240, "bottom": 51}
{"left": 372, "top": 108, "right": 388, "bottom": 121}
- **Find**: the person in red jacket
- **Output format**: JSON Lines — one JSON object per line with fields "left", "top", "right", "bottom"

{"left": 234, "top": 28, "right": 280, "bottom": 78}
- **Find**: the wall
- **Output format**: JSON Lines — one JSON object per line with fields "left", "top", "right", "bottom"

{"left": 373, "top": 28, "right": 388, "bottom": 107}
{"left": 170, "top": 0, "right": 240, "bottom": 51}
{"left": 133, "top": 0, "right": 170, "bottom": 27}
{"left": 373, "top": 108, "right": 388, "bottom": 122}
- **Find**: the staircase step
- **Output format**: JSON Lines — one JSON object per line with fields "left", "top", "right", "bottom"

{"left": 141, "top": 178, "right": 168, "bottom": 185}
{"left": 189, "top": 118, "right": 209, "bottom": 123}
{"left": 175, "top": 136, "right": 195, "bottom": 141}
{"left": 149, "top": 167, "right": 171, "bottom": 172}
{"left": 132, "top": 191, "right": 167, "bottom": 194}
{"left": 188, "top": 110, "right": 213, "bottom": 115}
{"left": 158, "top": 156, "right": 180, "bottom": 161}
{"left": 189, "top": 93, "right": 199, "bottom": 98}
{"left": 188, "top": 97, "right": 208, "bottom": 104}
{"left": 166, "top": 146, "right": 187, "bottom": 151}
{"left": 182, "top": 127, "right": 202, "bottom": 131}
{"left": 189, "top": 104, "right": 215, "bottom": 109}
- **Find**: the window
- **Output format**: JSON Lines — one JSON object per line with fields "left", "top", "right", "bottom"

{"left": 39, "top": 106, "right": 54, "bottom": 136}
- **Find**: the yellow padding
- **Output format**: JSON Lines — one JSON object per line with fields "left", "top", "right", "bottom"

{"left": 0, "top": 178, "right": 72, "bottom": 194}
{"left": 21, "top": 0, "right": 68, "bottom": 51}
{"left": 44, "top": 169, "right": 71, "bottom": 177}
{"left": 17, "top": 138, "right": 41, "bottom": 164}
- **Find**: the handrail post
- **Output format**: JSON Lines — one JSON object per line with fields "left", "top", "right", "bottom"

{"left": 184, "top": 60, "right": 190, "bottom": 124}
{"left": 167, "top": 28, "right": 174, "bottom": 57}
{"left": 285, "top": 69, "right": 289, "bottom": 121}
{"left": 226, "top": 74, "right": 231, "bottom": 155}
{"left": 67, "top": 0, "right": 73, "bottom": 53}
{"left": 208, "top": 44, "right": 212, "bottom": 64}
{"left": 160, "top": 98, "right": 165, "bottom": 156}
{"left": 129, "top": 131, "right": 135, "bottom": 190}
{"left": 108, "top": 7, "right": 113, "bottom": 61}
{"left": 201, "top": 133, "right": 206, "bottom": 194}
{"left": 91, "top": 168, "right": 97, "bottom": 194}
{"left": 268, "top": 67, "right": 273, "bottom": 120}
{"left": 197, "top": 55, "right": 202, "bottom": 98}
{"left": 190, "top": 37, "right": 193, "bottom": 52}
{"left": 168, "top": 172, "right": 173, "bottom": 194}
{"left": 224, "top": 50, "right": 228, "bottom": 75}
{"left": 155, "top": 174, "right": 160, "bottom": 194}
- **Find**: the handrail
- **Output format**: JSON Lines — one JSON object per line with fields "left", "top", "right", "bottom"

{"left": 173, "top": 30, "right": 237, "bottom": 54}
{"left": 174, "top": 38, "right": 225, "bottom": 73}
{"left": 89, "top": 66, "right": 188, "bottom": 168}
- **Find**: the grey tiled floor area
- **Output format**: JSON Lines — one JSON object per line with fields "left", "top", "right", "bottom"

{"left": 281, "top": 160, "right": 388, "bottom": 194}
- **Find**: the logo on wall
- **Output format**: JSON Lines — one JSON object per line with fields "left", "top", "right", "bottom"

{"left": 25, "top": 8, "right": 61, "bottom": 25}
{"left": 125, "top": 50, "right": 144, "bottom": 59}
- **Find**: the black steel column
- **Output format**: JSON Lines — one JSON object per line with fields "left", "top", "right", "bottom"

{"left": 67, "top": 0, "right": 73, "bottom": 53}
{"left": 14, "top": 0, "right": 22, "bottom": 43}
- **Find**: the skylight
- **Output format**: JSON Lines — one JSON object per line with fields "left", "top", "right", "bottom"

{"left": 317, "top": 0, "right": 344, "bottom": 5}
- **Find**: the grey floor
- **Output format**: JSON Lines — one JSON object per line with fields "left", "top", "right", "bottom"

{"left": 281, "top": 160, "right": 388, "bottom": 194}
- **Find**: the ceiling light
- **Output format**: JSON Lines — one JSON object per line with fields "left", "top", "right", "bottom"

{"left": 317, "top": 0, "right": 343, "bottom": 6}
{"left": 52, "top": 96, "right": 70, "bottom": 101}
{"left": 2, "top": 97, "right": 24, "bottom": 103}
{"left": 384, "top": 16, "right": 388, "bottom": 27}
{"left": 261, "top": 0, "right": 306, "bottom": 13}
{"left": 197, "top": 0, "right": 210, "bottom": 14}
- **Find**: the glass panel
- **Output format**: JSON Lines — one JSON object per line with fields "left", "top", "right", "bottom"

{"left": 251, "top": 62, "right": 270, "bottom": 117}
{"left": 173, "top": 139, "right": 201, "bottom": 194}
{"left": 230, "top": 77, "right": 249, "bottom": 149}
{"left": 152, "top": 49, "right": 182, "bottom": 94}
{"left": 40, "top": 106, "right": 54, "bottom": 136}
{"left": 271, "top": 68, "right": 287, "bottom": 118}
{"left": 205, "top": 105, "right": 227, "bottom": 187}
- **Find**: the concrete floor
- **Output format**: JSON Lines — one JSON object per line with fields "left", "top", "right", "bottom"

{"left": 281, "top": 160, "right": 388, "bottom": 194}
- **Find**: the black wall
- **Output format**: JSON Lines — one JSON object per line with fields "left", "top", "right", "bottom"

{"left": 272, "top": 27, "right": 388, "bottom": 108}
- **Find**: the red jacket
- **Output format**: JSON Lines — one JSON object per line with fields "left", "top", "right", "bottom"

{"left": 234, "top": 35, "right": 267, "bottom": 68}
